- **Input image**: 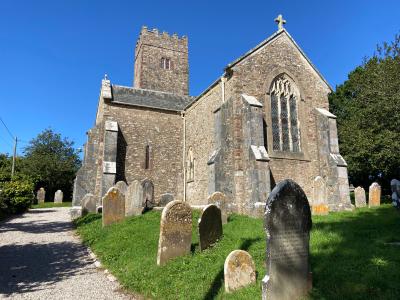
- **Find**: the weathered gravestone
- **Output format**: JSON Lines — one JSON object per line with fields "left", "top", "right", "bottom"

{"left": 391, "top": 179, "right": 400, "bottom": 208}
{"left": 159, "top": 193, "right": 174, "bottom": 206}
{"left": 81, "top": 193, "right": 96, "bottom": 216}
{"left": 368, "top": 182, "right": 381, "bottom": 208}
{"left": 262, "top": 179, "right": 312, "bottom": 300}
{"left": 115, "top": 181, "right": 128, "bottom": 195}
{"left": 125, "top": 180, "right": 143, "bottom": 217}
{"left": 207, "top": 191, "right": 228, "bottom": 224}
{"left": 37, "top": 188, "right": 45, "bottom": 203}
{"left": 198, "top": 204, "right": 222, "bottom": 251}
{"left": 157, "top": 200, "right": 192, "bottom": 266}
{"left": 224, "top": 250, "right": 256, "bottom": 293}
{"left": 354, "top": 186, "right": 366, "bottom": 208}
{"left": 142, "top": 179, "right": 155, "bottom": 209}
{"left": 312, "top": 176, "right": 328, "bottom": 215}
{"left": 54, "top": 190, "right": 63, "bottom": 203}
{"left": 102, "top": 187, "right": 125, "bottom": 227}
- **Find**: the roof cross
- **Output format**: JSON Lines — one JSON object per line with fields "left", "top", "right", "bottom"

{"left": 274, "top": 14, "right": 286, "bottom": 31}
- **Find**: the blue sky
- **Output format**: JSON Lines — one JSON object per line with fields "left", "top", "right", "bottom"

{"left": 0, "top": 0, "right": 399, "bottom": 156}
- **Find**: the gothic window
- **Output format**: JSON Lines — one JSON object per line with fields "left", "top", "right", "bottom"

{"left": 161, "top": 57, "right": 171, "bottom": 70}
{"left": 145, "top": 144, "right": 151, "bottom": 169}
{"left": 187, "top": 147, "right": 194, "bottom": 182}
{"left": 270, "top": 74, "right": 301, "bottom": 152}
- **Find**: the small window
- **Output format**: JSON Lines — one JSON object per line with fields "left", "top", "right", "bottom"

{"left": 161, "top": 57, "right": 171, "bottom": 70}
{"left": 145, "top": 145, "right": 151, "bottom": 169}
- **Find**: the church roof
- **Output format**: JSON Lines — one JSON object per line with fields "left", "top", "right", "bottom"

{"left": 110, "top": 85, "right": 194, "bottom": 112}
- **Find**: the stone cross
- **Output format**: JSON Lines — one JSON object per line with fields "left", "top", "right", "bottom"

{"left": 274, "top": 14, "right": 286, "bottom": 30}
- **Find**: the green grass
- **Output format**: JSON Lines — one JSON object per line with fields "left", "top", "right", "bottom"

{"left": 74, "top": 205, "right": 400, "bottom": 300}
{"left": 31, "top": 201, "right": 72, "bottom": 209}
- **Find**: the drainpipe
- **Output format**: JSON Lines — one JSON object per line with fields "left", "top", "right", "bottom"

{"left": 181, "top": 111, "right": 186, "bottom": 202}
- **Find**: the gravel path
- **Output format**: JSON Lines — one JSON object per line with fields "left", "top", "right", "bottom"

{"left": 0, "top": 207, "right": 132, "bottom": 299}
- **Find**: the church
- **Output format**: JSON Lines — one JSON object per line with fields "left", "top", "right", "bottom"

{"left": 73, "top": 16, "right": 353, "bottom": 216}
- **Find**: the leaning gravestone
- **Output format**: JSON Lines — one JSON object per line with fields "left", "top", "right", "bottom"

{"left": 224, "top": 250, "right": 256, "bottom": 293}
{"left": 142, "top": 179, "right": 155, "bottom": 209}
{"left": 262, "top": 179, "right": 312, "bottom": 300}
{"left": 115, "top": 181, "right": 128, "bottom": 195}
{"left": 312, "top": 176, "right": 328, "bottom": 215}
{"left": 102, "top": 187, "right": 125, "bottom": 227}
{"left": 125, "top": 180, "right": 143, "bottom": 217}
{"left": 207, "top": 191, "right": 228, "bottom": 224}
{"left": 369, "top": 182, "right": 381, "bottom": 208}
{"left": 37, "top": 188, "right": 45, "bottom": 203}
{"left": 81, "top": 193, "right": 96, "bottom": 216}
{"left": 391, "top": 179, "right": 400, "bottom": 208}
{"left": 157, "top": 200, "right": 192, "bottom": 266}
{"left": 159, "top": 193, "right": 174, "bottom": 206}
{"left": 54, "top": 190, "right": 63, "bottom": 203}
{"left": 198, "top": 204, "right": 222, "bottom": 251}
{"left": 354, "top": 186, "right": 366, "bottom": 208}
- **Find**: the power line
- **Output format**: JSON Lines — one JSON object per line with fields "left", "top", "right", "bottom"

{"left": 0, "top": 116, "right": 15, "bottom": 140}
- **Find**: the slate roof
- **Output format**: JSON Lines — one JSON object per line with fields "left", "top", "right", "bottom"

{"left": 111, "top": 85, "right": 194, "bottom": 112}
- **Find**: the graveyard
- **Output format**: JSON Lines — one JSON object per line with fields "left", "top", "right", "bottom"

{"left": 74, "top": 203, "right": 400, "bottom": 299}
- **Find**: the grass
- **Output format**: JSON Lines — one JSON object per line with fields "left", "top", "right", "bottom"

{"left": 74, "top": 205, "right": 400, "bottom": 300}
{"left": 31, "top": 201, "right": 72, "bottom": 209}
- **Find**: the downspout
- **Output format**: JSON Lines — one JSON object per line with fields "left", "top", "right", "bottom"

{"left": 181, "top": 111, "right": 186, "bottom": 202}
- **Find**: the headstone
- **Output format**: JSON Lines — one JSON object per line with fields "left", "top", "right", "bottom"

{"left": 262, "top": 179, "right": 312, "bottom": 300}
{"left": 125, "top": 180, "right": 143, "bottom": 217}
{"left": 37, "top": 188, "right": 45, "bottom": 203}
{"left": 159, "top": 193, "right": 174, "bottom": 206}
{"left": 368, "top": 182, "right": 381, "bottom": 207}
{"left": 391, "top": 179, "right": 400, "bottom": 208}
{"left": 115, "top": 181, "right": 128, "bottom": 195}
{"left": 354, "top": 186, "right": 367, "bottom": 208}
{"left": 54, "top": 190, "right": 63, "bottom": 203}
{"left": 157, "top": 200, "right": 192, "bottom": 266}
{"left": 311, "top": 176, "right": 328, "bottom": 215}
{"left": 81, "top": 193, "right": 96, "bottom": 216}
{"left": 224, "top": 250, "right": 256, "bottom": 293}
{"left": 142, "top": 179, "right": 155, "bottom": 209}
{"left": 198, "top": 204, "right": 223, "bottom": 251}
{"left": 102, "top": 187, "right": 125, "bottom": 227}
{"left": 207, "top": 191, "right": 228, "bottom": 224}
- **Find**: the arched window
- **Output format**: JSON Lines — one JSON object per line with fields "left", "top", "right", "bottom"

{"left": 187, "top": 147, "right": 194, "bottom": 182}
{"left": 270, "top": 74, "right": 301, "bottom": 152}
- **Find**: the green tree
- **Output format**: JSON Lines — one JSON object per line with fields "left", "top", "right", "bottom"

{"left": 23, "top": 129, "right": 81, "bottom": 201}
{"left": 329, "top": 34, "right": 400, "bottom": 191}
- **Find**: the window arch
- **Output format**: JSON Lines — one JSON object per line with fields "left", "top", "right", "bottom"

{"left": 270, "top": 74, "right": 301, "bottom": 152}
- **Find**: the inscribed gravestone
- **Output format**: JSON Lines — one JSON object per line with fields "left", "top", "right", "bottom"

{"left": 81, "top": 193, "right": 96, "bottom": 216}
{"left": 157, "top": 200, "right": 192, "bottom": 266}
{"left": 224, "top": 250, "right": 256, "bottom": 293}
{"left": 54, "top": 190, "right": 63, "bottom": 203}
{"left": 115, "top": 181, "right": 128, "bottom": 195}
{"left": 207, "top": 191, "right": 228, "bottom": 224}
{"left": 37, "top": 188, "right": 45, "bottom": 203}
{"left": 125, "top": 180, "right": 143, "bottom": 217}
{"left": 102, "top": 187, "right": 125, "bottom": 227}
{"left": 368, "top": 182, "right": 381, "bottom": 207}
{"left": 262, "top": 179, "right": 312, "bottom": 300}
{"left": 159, "top": 193, "right": 174, "bottom": 206}
{"left": 391, "top": 179, "right": 400, "bottom": 208}
{"left": 142, "top": 179, "right": 155, "bottom": 209}
{"left": 312, "top": 176, "right": 328, "bottom": 215}
{"left": 354, "top": 186, "right": 366, "bottom": 208}
{"left": 198, "top": 204, "right": 222, "bottom": 251}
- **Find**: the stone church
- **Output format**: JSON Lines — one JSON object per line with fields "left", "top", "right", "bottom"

{"left": 73, "top": 16, "right": 352, "bottom": 216}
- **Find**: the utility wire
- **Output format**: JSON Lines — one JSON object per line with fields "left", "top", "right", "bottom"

{"left": 0, "top": 116, "right": 15, "bottom": 140}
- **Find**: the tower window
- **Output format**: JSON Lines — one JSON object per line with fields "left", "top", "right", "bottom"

{"left": 161, "top": 57, "right": 171, "bottom": 70}
{"left": 145, "top": 144, "right": 151, "bottom": 169}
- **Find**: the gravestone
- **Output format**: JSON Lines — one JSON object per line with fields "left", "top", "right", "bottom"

{"left": 81, "top": 193, "right": 96, "bottom": 216}
{"left": 354, "top": 186, "right": 366, "bottom": 208}
{"left": 368, "top": 182, "right": 381, "bottom": 207}
{"left": 157, "top": 200, "right": 192, "bottom": 266}
{"left": 115, "top": 181, "right": 128, "bottom": 195}
{"left": 37, "top": 188, "right": 45, "bottom": 203}
{"left": 262, "top": 179, "right": 312, "bottom": 300}
{"left": 391, "top": 179, "right": 400, "bottom": 208}
{"left": 142, "top": 179, "right": 155, "bottom": 209}
{"left": 198, "top": 204, "right": 223, "bottom": 251}
{"left": 159, "top": 193, "right": 174, "bottom": 206}
{"left": 224, "top": 250, "right": 256, "bottom": 293}
{"left": 54, "top": 190, "right": 63, "bottom": 203}
{"left": 312, "top": 176, "right": 328, "bottom": 215}
{"left": 125, "top": 180, "right": 143, "bottom": 217}
{"left": 207, "top": 191, "right": 228, "bottom": 224}
{"left": 102, "top": 187, "right": 125, "bottom": 227}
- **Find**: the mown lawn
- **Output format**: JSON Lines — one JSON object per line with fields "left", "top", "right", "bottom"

{"left": 31, "top": 201, "right": 72, "bottom": 209}
{"left": 74, "top": 205, "right": 400, "bottom": 300}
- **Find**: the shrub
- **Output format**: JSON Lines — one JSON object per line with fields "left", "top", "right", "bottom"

{"left": 0, "top": 179, "right": 34, "bottom": 214}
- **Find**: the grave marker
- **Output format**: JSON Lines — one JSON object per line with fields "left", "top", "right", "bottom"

{"left": 207, "top": 191, "right": 228, "bottom": 224}
{"left": 368, "top": 182, "right": 381, "bottom": 207}
{"left": 37, "top": 188, "right": 45, "bottom": 203}
{"left": 354, "top": 186, "right": 366, "bottom": 208}
{"left": 102, "top": 187, "right": 125, "bottom": 227}
{"left": 198, "top": 204, "right": 222, "bottom": 251}
{"left": 54, "top": 190, "right": 63, "bottom": 203}
{"left": 125, "top": 180, "right": 143, "bottom": 217}
{"left": 81, "top": 193, "right": 96, "bottom": 215}
{"left": 224, "top": 250, "right": 256, "bottom": 293}
{"left": 312, "top": 176, "right": 328, "bottom": 215}
{"left": 159, "top": 193, "right": 174, "bottom": 206}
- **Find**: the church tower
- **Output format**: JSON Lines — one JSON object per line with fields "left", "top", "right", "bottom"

{"left": 133, "top": 26, "right": 189, "bottom": 95}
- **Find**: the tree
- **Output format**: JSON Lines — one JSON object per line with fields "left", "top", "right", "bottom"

{"left": 23, "top": 129, "right": 81, "bottom": 201}
{"left": 329, "top": 34, "right": 400, "bottom": 192}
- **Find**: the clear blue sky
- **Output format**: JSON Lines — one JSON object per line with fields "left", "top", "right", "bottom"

{"left": 0, "top": 0, "right": 399, "bottom": 156}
